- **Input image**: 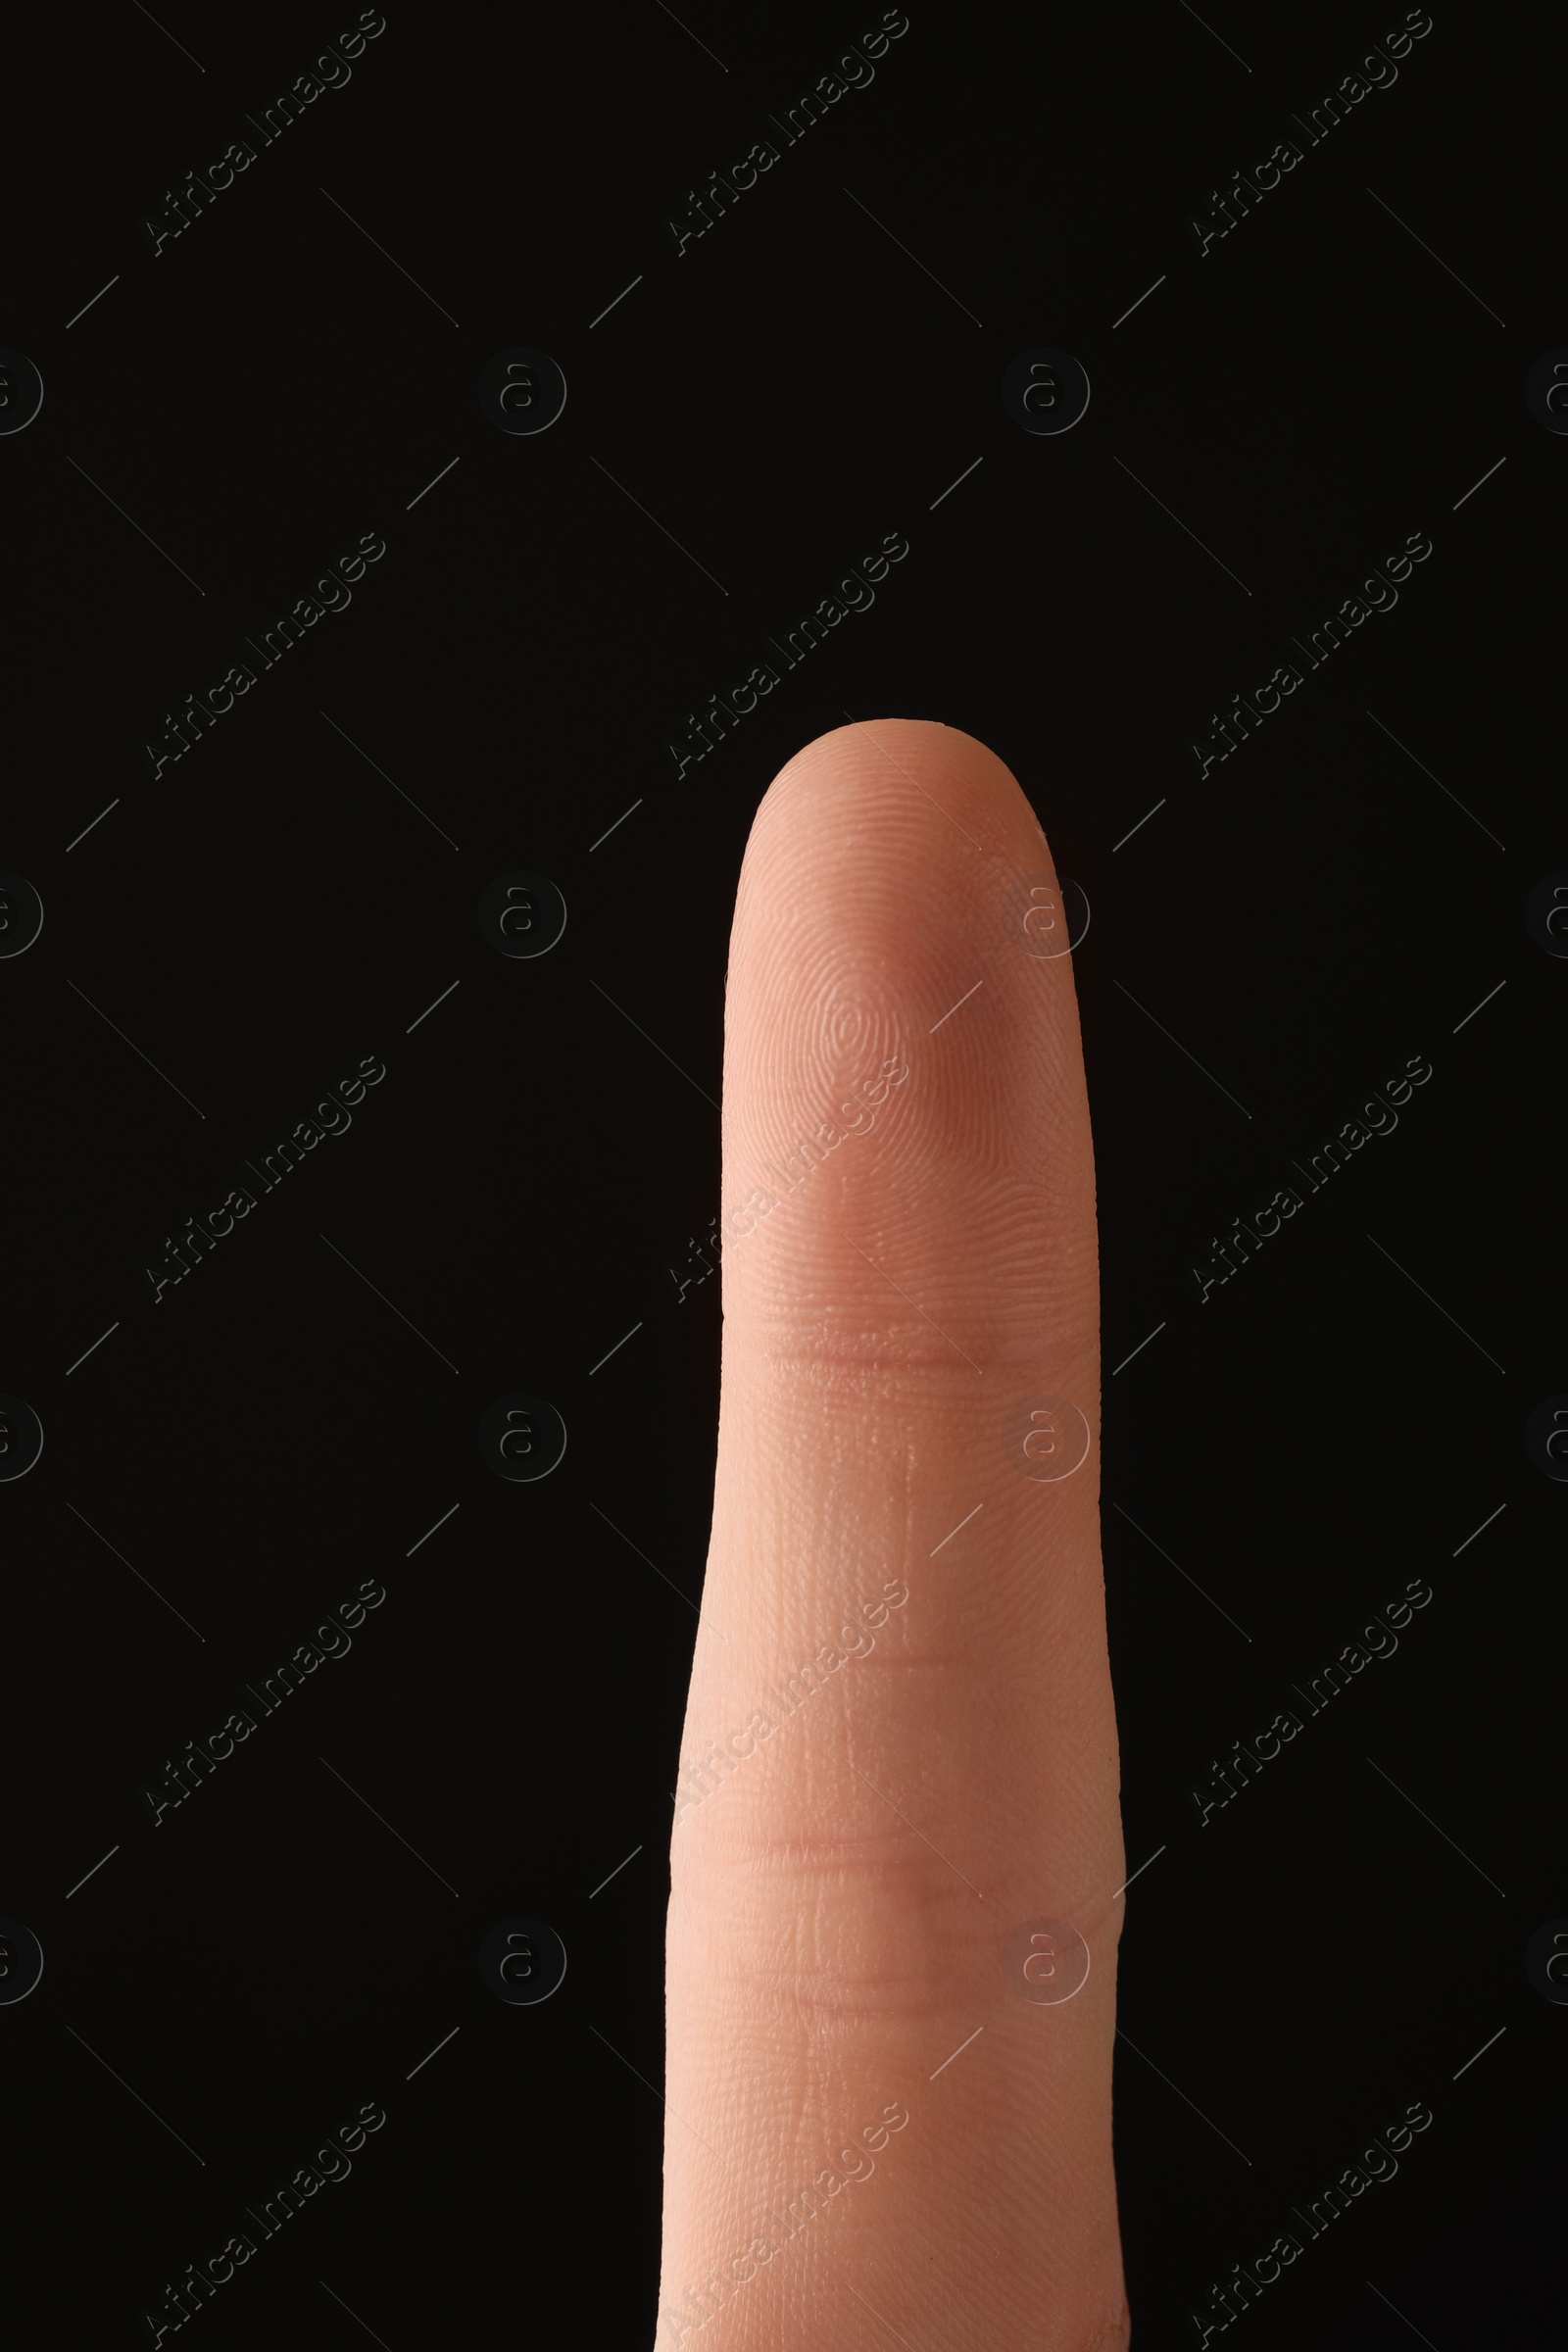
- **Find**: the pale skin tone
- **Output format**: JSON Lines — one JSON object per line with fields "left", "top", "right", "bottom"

{"left": 658, "top": 720, "right": 1130, "bottom": 2349}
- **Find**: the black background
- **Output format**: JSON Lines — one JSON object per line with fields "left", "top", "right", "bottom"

{"left": 3, "top": 0, "right": 1559, "bottom": 2343}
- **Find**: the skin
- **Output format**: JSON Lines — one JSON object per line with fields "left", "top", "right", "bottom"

{"left": 657, "top": 720, "right": 1129, "bottom": 2350}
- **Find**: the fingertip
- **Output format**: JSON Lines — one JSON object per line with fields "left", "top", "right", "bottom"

{"left": 747, "top": 716, "right": 1051, "bottom": 871}
{"left": 722, "top": 717, "right": 1094, "bottom": 1366}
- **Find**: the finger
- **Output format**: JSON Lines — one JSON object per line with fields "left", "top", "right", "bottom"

{"left": 659, "top": 718, "right": 1127, "bottom": 2351}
